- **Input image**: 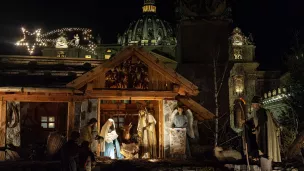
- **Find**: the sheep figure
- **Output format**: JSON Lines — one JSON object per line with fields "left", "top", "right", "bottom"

{"left": 214, "top": 146, "right": 242, "bottom": 162}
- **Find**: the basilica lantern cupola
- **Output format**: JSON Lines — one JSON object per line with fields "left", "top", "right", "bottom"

{"left": 229, "top": 27, "right": 255, "bottom": 62}
{"left": 142, "top": 0, "right": 156, "bottom": 13}
{"left": 118, "top": 0, "right": 176, "bottom": 46}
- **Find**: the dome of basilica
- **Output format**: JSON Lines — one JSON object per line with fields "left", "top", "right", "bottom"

{"left": 118, "top": 0, "right": 176, "bottom": 46}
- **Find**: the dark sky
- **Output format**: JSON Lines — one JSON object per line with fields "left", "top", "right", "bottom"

{"left": 0, "top": 0, "right": 303, "bottom": 70}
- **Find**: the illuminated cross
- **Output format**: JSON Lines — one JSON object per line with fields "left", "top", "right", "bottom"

{"left": 15, "top": 27, "right": 46, "bottom": 55}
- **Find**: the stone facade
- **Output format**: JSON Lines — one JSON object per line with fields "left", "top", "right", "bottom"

{"left": 228, "top": 28, "right": 258, "bottom": 128}
{"left": 262, "top": 73, "right": 291, "bottom": 119}
{"left": 228, "top": 28, "right": 285, "bottom": 132}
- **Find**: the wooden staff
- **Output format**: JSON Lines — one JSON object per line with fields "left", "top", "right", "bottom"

{"left": 239, "top": 102, "right": 251, "bottom": 171}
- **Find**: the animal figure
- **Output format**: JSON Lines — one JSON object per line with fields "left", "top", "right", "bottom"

{"left": 120, "top": 143, "right": 139, "bottom": 159}
{"left": 214, "top": 146, "right": 242, "bottom": 162}
{"left": 122, "top": 123, "right": 132, "bottom": 141}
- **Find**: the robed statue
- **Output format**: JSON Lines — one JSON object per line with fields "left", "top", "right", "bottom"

{"left": 137, "top": 109, "right": 157, "bottom": 159}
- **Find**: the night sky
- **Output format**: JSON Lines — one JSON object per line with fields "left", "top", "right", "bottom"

{"left": 0, "top": 0, "right": 303, "bottom": 70}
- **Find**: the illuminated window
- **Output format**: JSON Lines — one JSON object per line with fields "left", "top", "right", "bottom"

{"left": 41, "top": 116, "right": 55, "bottom": 129}
{"left": 105, "top": 54, "right": 111, "bottom": 59}
{"left": 85, "top": 55, "right": 92, "bottom": 59}
{"left": 234, "top": 76, "right": 244, "bottom": 94}
{"left": 57, "top": 51, "right": 66, "bottom": 58}
{"left": 112, "top": 117, "right": 125, "bottom": 129}
{"left": 142, "top": 5, "right": 156, "bottom": 13}
{"left": 106, "top": 49, "right": 112, "bottom": 53}
{"left": 233, "top": 48, "right": 242, "bottom": 59}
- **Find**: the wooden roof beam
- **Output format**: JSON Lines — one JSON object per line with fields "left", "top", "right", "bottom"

{"left": 0, "top": 94, "right": 85, "bottom": 102}
{"left": 133, "top": 48, "right": 199, "bottom": 96}
{"left": 177, "top": 96, "right": 214, "bottom": 120}
{"left": 66, "top": 46, "right": 199, "bottom": 96}
{"left": 86, "top": 89, "right": 178, "bottom": 100}
{"left": 0, "top": 87, "right": 82, "bottom": 94}
{"left": 66, "top": 47, "right": 134, "bottom": 89}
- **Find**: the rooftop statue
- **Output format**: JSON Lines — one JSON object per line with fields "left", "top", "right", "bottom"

{"left": 177, "top": 0, "right": 230, "bottom": 19}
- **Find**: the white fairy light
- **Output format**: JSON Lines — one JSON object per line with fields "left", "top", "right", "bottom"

{"left": 16, "top": 27, "right": 97, "bottom": 55}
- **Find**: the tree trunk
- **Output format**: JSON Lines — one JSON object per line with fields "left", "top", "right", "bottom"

{"left": 213, "top": 59, "right": 219, "bottom": 147}
{"left": 287, "top": 130, "right": 304, "bottom": 159}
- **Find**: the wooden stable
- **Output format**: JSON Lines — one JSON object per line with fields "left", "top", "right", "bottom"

{"left": 0, "top": 46, "right": 214, "bottom": 161}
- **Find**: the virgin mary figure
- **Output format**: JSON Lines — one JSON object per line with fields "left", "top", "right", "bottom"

{"left": 100, "top": 119, "right": 123, "bottom": 159}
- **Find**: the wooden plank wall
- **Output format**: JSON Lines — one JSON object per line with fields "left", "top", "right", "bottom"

{"left": 0, "top": 101, "right": 7, "bottom": 161}
{"left": 67, "top": 102, "right": 75, "bottom": 140}
{"left": 92, "top": 73, "right": 105, "bottom": 89}
{"left": 150, "top": 100, "right": 159, "bottom": 158}
{"left": 148, "top": 68, "right": 172, "bottom": 91}
{"left": 97, "top": 99, "right": 101, "bottom": 156}
{"left": 158, "top": 100, "right": 164, "bottom": 158}
{"left": 151, "top": 100, "right": 164, "bottom": 158}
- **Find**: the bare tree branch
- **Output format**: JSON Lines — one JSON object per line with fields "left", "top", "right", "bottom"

{"left": 219, "top": 112, "right": 228, "bottom": 120}
{"left": 213, "top": 56, "right": 219, "bottom": 146}
{"left": 202, "top": 122, "right": 215, "bottom": 133}
{"left": 216, "top": 62, "right": 228, "bottom": 98}
{"left": 219, "top": 118, "right": 229, "bottom": 132}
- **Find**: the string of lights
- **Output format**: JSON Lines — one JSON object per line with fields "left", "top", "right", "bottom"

{"left": 16, "top": 27, "right": 97, "bottom": 55}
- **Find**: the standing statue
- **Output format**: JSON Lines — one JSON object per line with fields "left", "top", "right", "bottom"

{"left": 74, "top": 34, "right": 80, "bottom": 46}
{"left": 178, "top": 0, "right": 228, "bottom": 18}
{"left": 171, "top": 104, "right": 192, "bottom": 157}
{"left": 100, "top": 119, "right": 123, "bottom": 159}
{"left": 251, "top": 96, "right": 281, "bottom": 171}
{"left": 137, "top": 109, "right": 157, "bottom": 158}
{"left": 96, "top": 34, "right": 102, "bottom": 44}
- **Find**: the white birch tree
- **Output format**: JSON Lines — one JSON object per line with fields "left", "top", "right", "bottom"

{"left": 212, "top": 46, "right": 228, "bottom": 146}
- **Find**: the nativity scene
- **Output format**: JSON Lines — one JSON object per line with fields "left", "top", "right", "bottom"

{"left": 0, "top": 47, "right": 215, "bottom": 167}
{"left": 95, "top": 100, "right": 197, "bottom": 160}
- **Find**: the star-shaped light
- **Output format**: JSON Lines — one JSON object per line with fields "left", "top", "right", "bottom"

{"left": 15, "top": 27, "right": 46, "bottom": 55}
{"left": 16, "top": 27, "right": 97, "bottom": 55}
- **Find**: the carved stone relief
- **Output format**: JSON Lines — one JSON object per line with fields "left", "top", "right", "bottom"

{"left": 230, "top": 27, "right": 253, "bottom": 46}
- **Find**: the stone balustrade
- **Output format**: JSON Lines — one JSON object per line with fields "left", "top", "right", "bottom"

{"left": 262, "top": 87, "right": 290, "bottom": 105}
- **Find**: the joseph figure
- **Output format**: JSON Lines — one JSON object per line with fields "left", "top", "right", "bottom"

{"left": 137, "top": 109, "right": 157, "bottom": 159}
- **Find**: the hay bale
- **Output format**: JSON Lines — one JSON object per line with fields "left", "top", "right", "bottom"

{"left": 46, "top": 132, "right": 65, "bottom": 156}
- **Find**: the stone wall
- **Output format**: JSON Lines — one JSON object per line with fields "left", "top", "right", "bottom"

{"left": 6, "top": 101, "right": 21, "bottom": 147}
{"left": 177, "top": 20, "right": 229, "bottom": 64}
{"left": 163, "top": 100, "right": 178, "bottom": 158}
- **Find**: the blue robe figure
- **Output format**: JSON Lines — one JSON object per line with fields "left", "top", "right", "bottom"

{"left": 100, "top": 119, "right": 124, "bottom": 159}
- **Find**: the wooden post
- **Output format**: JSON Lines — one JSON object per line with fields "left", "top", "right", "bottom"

{"left": 97, "top": 99, "right": 101, "bottom": 156}
{"left": 67, "top": 101, "right": 75, "bottom": 140}
{"left": 0, "top": 101, "right": 7, "bottom": 161}
{"left": 158, "top": 99, "right": 164, "bottom": 158}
